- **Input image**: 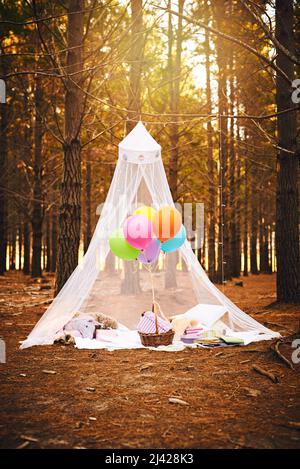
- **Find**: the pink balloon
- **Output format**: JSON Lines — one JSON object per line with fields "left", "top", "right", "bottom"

{"left": 123, "top": 214, "right": 153, "bottom": 250}
{"left": 138, "top": 239, "right": 161, "bottom": 264}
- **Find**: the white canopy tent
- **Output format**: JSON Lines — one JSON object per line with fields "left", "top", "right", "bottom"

{"left": 21, "top": 122, "right": 279, "bottom": 349}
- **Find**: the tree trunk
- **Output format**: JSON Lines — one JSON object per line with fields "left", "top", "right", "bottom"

{"left": 275, "top": 0, "right": 300, "bottom": 302}
{"left": 105, "top": 133, "right": 116, "bottom": 275}
{"left": 165, "top": 252, "right": 178, "bottom": 289}
{"left": 233, "top": 118, "right": 241, "bottom": 277}
{"left": 165, "top": 0, "right": 184, "bottom": 289}
{"left": 269, "top": 224, "right": 273, "bottom": 273}
{"left": 45, "top": 212, "right": 51, "bottom": 272}
{"left": 228, "top": 51, "right": 237, "bottom": 278}
{"left": 243, "top": 153, "right": 249, "bottom": 277}
{"left": 84, "top": 158, "right": 92, "bottom": 253}
{"left": 0, "top": 56, "right": 7, "bottom": 275}
{"left": 168, "top": 0, "right": 184, "bottom": 203}
{"left": 267, "top": 196, "right": 273, "bottom": 274}
{"left": 51, "top": 209, "right": 57, "bottom": 273}
{"left": 18, "top": 222, "right": 22, "bottom": 270}
{"left": 56, "top": 0, "right": 84, "bottom": 294}
{"left": 121, "top": 0, "right": 144, "bottom": 295}
{"left": 10, "top": 228, "right": 16, "bottom": 270}
{"left": 250, "top": 178, "right": 259, "bottom": 275}
{"left": 126, "top": 0, "right": 143, "bottom": 127}
{"left": 259, "top": 194, "right": 269, "bottom": 273}
{"left": 31, "top": 75, "right": 43, "bottom": 278}
{"left": 23, "top": 222, "right": 30, "bottom": 274}
{"left": 214, "top": 0, "right": 229, "bottom": 282}
{"left": 105, "top": 251, "right": 116, "bottom": 274}
{"left": 204, "top": 14, "right": 216, "bottom": 280}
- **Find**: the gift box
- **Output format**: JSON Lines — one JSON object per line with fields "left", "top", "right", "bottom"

{"left": 180, "top": 334, "right": 200, "bottom": 344}
{"left": 137, "top": 311, "right": 172, "bottom": 334}
{"left": 184, "top": 327, "right": 203, "bottom": 335}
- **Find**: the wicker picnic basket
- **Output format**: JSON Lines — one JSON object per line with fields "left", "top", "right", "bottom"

{"left": 138, "top": 303, "right": 174, "bottom": 347}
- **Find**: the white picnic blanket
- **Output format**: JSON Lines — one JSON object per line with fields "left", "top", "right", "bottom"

{"left": 74, "top": 330, "right": 185, "bottom": 351}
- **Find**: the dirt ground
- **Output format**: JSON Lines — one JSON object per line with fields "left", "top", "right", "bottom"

{"left": 0, "top": 271, "right": 299, "bottom": 449}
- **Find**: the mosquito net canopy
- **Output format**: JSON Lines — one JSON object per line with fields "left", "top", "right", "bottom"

{"left": 21, "top": 122, "right": 279, "bottom": 349}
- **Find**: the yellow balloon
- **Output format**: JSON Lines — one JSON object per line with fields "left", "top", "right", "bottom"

{"left": 133, "top": 206, "right": 156, "bottom": 221}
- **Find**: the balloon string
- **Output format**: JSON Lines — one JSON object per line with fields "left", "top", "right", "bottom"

{"left": 144, "top": 263, "right": 168, "bottom": 322}
{"left": 144, "top": 264, "right": 155, "bottom": 304}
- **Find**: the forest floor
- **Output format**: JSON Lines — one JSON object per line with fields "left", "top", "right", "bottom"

{"left": 0, "top": 272, "right": 299, "bottom": 449}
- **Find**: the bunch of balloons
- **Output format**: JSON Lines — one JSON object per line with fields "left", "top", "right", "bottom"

{"left": 109, "top": 205, "right": 186, "bottom": 264}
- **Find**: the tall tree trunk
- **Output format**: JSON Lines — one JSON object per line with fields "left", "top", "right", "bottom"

{"left": 259, "top": 194, "right": 269, "bottom": 273}
{"left": 250, "top": 168, "right": 259, "bottom": 275}
{"left": 56, "top": 0, "right": 84, "bottom": 294}
{"left": 51, "top": 209, "right": 57, "bottom": 273}
{"left": 228, "top": 51, "right": 237, "bottom": 278}
{"left": 267, "top": 196, "right": 273, "bottom": 273}
{"left": 45, "top": 212, "right": 51, "bottom": 272}
{"left": 204, "top": 13, "right": 216, "bottom": 280}
{"left": 18, "top": 222, "right": 22, "bottom": 270}
{"left": 126, "top": 0, "right": 143, "bottom": 128}
{"left": 31, "top": 75, "right": 43, "bottom": 277}
{"left": 243, "top": 153, "right": 249, "bottom": 277}
{"left": 23, "top": 222, "right": 30, "bottom": 274}
{"left": 234, "top": 118, "right": 241, "bottom": 277}
{"left": 10, "top": 228, "right": 16, "bottom": 270}
{"left": 105, "top": 130, "right": 116, "bottom": 274}
{"left": 165, "top": 0, "right": 184, "bottom": 289}
{"left": 214, "top": 0, "right": 229, "bottom": 282}
{"left": 269, "top": 223, "right": 273, "bottom": 274}
{"left": 84, "top": 158, "right": 92, "bottom": 253}
{"left": 122, "top": 0, "right": 144, "bottom": 295}
{"left": 0, "top": 56, "right": 7, "bottom": 275}
{"left": 168, "top": 0, "right": 184, "bottom": 202}
{"left": 275, "top": 0, "right": 300, "bottom": 302}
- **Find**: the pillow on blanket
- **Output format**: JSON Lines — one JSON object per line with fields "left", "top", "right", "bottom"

{"left": 64, "top": 318, "right": 97, "bottom": 339}
{"left": 74, "top": 311, "right": 118, "bottom": 329}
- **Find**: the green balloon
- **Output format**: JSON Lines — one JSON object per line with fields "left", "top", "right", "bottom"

{"left": 109, "top": 228, "right": 140, "bottom": 261}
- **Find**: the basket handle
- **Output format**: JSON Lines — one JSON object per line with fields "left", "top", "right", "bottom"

{"left": 152, "top": 303, "right": 159, "bottom": 334}
{"left": 152, "top": 301, "right": 168, "bottom": 322}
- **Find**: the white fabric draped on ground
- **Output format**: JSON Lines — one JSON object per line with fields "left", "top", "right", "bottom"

{"left": 21, "top": 123, "right": 280, "bottom": 349}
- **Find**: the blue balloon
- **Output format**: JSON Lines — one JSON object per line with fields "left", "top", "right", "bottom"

{"left": 161, "top": 225, "right": 186, "bottom": 253}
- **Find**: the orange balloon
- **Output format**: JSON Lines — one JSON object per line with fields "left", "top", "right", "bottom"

{"left": 153, "top": 207, "right": 182, "bottom": 242}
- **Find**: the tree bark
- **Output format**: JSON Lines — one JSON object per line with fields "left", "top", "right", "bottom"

{"left": 84, "top": 158, "right": 92, "bottom": 253}
{"left": 121, "top": 0, "right": 144, "bottom": 295}
{"left": 0, "top": 56, "right": 7, "bottom": 275}
{"left": 10, "top": 228, "right": 16, "bottom": 270}
{"left": 233, "top": 118, "right": 242, "bottom": 277}
{"left": 56, "top": 0, "right": 84, "bottom": 294}
{"left": 51, "top": 209, "right": 57, "bottom": 273}
{"left": 168, "top": 0, "right": 184, "bottom": 203}
{"left": 243, "top": 151, "right": 249, "bottom": 276}
{"left": 259, "top": 194, "right": 269, "bottom": 273}
{"left": 126, "top": 0, "right": 143, "bottom": 129}
{"left": 164, "top": 0, "right": 184, "bottom": 289}
{"left": 23, "top": 222, "right": 30, "bottom": 275}
{"left": 204, "top": 13, "right": 216, "bottom": 280}
{"left": 214, "top": 0, "right": 230, "bottom": 282}
{"left": 228, "top": 50, "right": 238, "bottom": 278}
{"left": 275, "top": 0, "right": 300, "bottom": 302}
{"left": 45, "top": 212, "right": 51, "bottom": 272}
{"left": 31, "top": 74, "right": 43, "bottom": 278}
{"left": 250, "top": 166, "right": 259, "bottom": 275}
{"left": 18, "top": 222, "right": 22, "bottom": 270}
